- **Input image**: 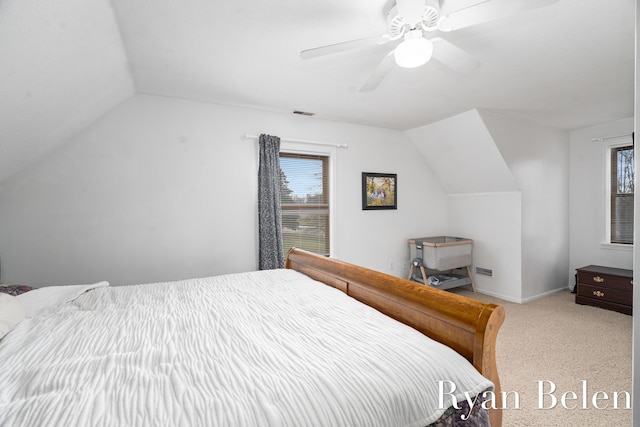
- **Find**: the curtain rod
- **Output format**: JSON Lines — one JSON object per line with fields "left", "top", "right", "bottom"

{"left": 242, "top": 134, "right": 348, "bottom": 149}
{"left": 592, "top": 133, "right": 633, "bottom": 143}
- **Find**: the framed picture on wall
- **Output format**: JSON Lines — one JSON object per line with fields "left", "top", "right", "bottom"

{"left": 362, "top": 172, "right": 397, "bottom": 210}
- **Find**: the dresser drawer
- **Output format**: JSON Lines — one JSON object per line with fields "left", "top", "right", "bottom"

{"left": 577, "top": 283, "right": 632, "bottom": 306}
{"left": 575, "top": 294, "right": 633, "bottom": 315}
{"left": 577, "top": 271, "right": 633, "bottom": 292}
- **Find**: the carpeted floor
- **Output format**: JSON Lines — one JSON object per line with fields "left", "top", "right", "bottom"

{"left": 452, "top": 288, "right": 632, "bottom": 427}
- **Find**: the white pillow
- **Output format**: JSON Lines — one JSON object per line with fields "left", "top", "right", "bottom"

{"left": 16, "top": 281, "right": 109, "bottom": 318}
{"left": 0, "top": 293, "right": 25, "bottom": 339}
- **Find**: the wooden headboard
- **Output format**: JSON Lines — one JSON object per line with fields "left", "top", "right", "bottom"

{"left": 285, "top": 248, "right": 505, "bottom": 427}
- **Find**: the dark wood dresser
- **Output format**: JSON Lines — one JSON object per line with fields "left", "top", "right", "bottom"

{"left": 575, "top": 265, "right": 633, "bottom": 315}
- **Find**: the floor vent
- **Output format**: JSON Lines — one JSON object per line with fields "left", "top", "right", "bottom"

{"left": 476, "top": 267, "right": 493, "bottom": 277}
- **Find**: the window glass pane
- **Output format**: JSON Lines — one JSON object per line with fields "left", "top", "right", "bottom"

{"left": 279, "top": 154, "right": 329, "bottom": 256}
{"left": 610, "top": 145, "right": 634, "bottom": 244}
{"left": 280, "top": 157, "right": 324, "bottom": 204}
{"left": 616, "top": 148, "right": 634, "bottom": 194}
{"left": 612, "top": 197, "right": 634, "bottom": 244}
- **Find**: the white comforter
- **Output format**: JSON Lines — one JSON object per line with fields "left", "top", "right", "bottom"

{"left": 0, "top": 269, "right": 492, "bottom": 427}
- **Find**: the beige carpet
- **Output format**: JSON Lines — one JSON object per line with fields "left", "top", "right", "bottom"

{"left": 453, "top": 288, "right": 632, "bottom": 427}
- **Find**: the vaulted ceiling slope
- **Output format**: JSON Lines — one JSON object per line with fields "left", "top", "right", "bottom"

{"left": 0, "top": 0, "right": 634, "bottom": 184}
{"left": 0, "top": 0, "right": 134, "bottom": 184}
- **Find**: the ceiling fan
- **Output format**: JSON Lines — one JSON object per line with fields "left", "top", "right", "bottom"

{"left": 300, "top": 0, "right": 558, "bottom": 92}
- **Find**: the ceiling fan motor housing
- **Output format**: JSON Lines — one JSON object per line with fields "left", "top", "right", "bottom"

{"left": 387, "top": 0, "right": 441, "bottom": 37}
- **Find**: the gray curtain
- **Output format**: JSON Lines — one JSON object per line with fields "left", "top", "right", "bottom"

{"left": 258, "top": 134, "right": 285, "bottom": 270}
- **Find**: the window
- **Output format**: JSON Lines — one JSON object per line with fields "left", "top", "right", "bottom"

{"left": 279, "top": 153, "right": 330, "bottom": 256}
{"left": 610, "top": 144, "right": 634, "bottom": 244}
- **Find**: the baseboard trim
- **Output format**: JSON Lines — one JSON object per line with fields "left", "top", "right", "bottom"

{"left": 476, "top": 286, "right": 568, "bottom": 304}
{"left": 520, "top": 287, "right": 568, "bottom": 304}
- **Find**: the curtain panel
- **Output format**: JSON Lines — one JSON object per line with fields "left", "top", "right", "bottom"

{"left": 258, "top": 134, "right": 285, "bottom": 270}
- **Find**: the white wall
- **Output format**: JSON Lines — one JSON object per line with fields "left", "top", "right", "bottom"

{"left": 566, "top": 118, "right": 636, "bottom": 421}
{"left": 448, "top": 192, "right": 523, "bottom": 301}
{"left": 407, "top": 109, "right": 569, "bottom": 302}
{"left": 479, "top": 110, "right": 570, "bottom": 301}
{"left": 407, "top": 110, "right": 523, "bottom": 301}
{"left": 0, "top": 93, "right": 447, "bottom": 286}
{"left": 569, "top": 118, "right": 634, "bottom": 281}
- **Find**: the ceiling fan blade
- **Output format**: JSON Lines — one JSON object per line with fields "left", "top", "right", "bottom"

{"left": 396, "top": 0, "right": 426, "bottom": 27}
{"left": 359, "top": 51, "right": 396, "bottom": 92}
{"left": 431, "top": 37, "right": 480, "bottom": 74}
{"left": 438, "top": 0, "right": 559, "bottom": 32}
{"left": 300, "top": 35, "right": 390, "bottom": 60}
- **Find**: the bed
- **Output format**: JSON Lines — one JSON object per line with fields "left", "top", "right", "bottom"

{"left": 0, "top": 248, "right": 505, "bottom": 427}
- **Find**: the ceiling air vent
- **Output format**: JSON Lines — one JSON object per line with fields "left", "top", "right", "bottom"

{"left": 293, "top": 110, "right": 315, "bottom": 116}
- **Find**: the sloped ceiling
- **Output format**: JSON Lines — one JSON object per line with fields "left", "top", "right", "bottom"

{"left": 406, "top": 109, "right": 518, "bottom": 194}
{"left": 0, "top": 0, "right": 635, "bottom": 184}
{"left": 0, "top": 0, "right": 134, "bottom": 184}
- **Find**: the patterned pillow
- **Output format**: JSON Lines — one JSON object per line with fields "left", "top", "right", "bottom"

{"left": 0, "top": 285, "right": 35, "bottom": 296}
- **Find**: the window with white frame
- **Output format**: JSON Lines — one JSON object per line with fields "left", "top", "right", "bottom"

{"left": 279, "top": 152, "right": 330, "bottom": 256}
{"left": 608, "top": 141, "right": 634, "bottom": 244}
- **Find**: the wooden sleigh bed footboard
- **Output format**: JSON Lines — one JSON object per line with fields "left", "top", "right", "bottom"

{"left": 285, "top": 248, "right": 505, "bottom": 427}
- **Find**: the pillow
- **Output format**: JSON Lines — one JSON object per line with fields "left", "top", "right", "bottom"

{"left": 17, "top": 281, "right": 109, "bottom": 318}
{"left": 0, "top": 293, "right": 25, "bottom": 339}
{"left": 0, "top": 284, "right": 35, "bottom": 296}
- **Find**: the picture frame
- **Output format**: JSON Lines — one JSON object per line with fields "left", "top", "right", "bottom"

{"left": 362, "top": 172, "right": 397, "bottom": 210}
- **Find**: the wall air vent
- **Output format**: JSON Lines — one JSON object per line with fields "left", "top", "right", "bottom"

{"left": 293, "top": 110, "right": 315, "bottom": 116}
{"left": 476, "top": 267, "right": 493, "bottom": 277}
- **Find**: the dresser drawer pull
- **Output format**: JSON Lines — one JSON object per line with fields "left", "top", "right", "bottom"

{"left": 593, "top": 290, "right": 605, "bottom": 298}
{"left": 592, "top": 276, "right": 605, "bottom": 283}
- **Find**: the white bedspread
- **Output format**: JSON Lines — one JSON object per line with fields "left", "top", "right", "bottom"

{"left": 0, "top": 269, "right": 492, "bottom": 427}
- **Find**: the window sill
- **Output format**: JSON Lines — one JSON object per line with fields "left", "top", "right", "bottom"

{"left": 600, "top": 242, "right": 633, "bottom": 252}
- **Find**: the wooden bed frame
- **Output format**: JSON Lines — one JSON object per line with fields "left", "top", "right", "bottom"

{"left": 286, "top": 248, "right": 505, "bottom": 427}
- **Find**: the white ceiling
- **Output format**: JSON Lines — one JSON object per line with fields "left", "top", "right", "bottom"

{"left": 0, "top": 0, "right": 635, "bottom": 183}
{"left": 111, "top": 0, "right": 635, "bottom": 130}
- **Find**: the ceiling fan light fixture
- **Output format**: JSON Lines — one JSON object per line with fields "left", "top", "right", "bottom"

{"left": 394, "top": 31, "right": 433, "bottom": 68}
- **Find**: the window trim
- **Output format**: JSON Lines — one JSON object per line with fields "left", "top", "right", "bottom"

{"left": 603, "top": 136, "right": 634, "bottom": 246}
{"left": 279, "top": 141, "right": 336, "bottom": 258}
